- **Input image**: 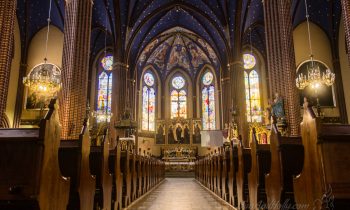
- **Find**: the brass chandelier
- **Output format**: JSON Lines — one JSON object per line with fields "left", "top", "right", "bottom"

{"left": 295, "top": 0, "right": 335, "bottom": 91}
{"left": 23, "top": 0, "right": 61, "bottom": 97}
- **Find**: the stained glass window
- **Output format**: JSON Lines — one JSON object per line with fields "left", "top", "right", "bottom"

{"left": 101, "top": 55, "right": 113, "bottom": 71}
{"left": 202, "top": 72, "right": 213, "bottom": 85}
{"left": 97, "top": 55, "right": 113, "bottom": 122}
{"left": 202, "top": 72, "right": 216, "bottom": 130}
{"left": 171, "top": 75, "right": 187, "bottom": 118}
{"left": 142, "top": 72, "right": 156, "bottom": 131}
{"left": 97, "top": 71, "right": 112, "bottom": 122}
{"left": 172, "top": 76, "right": 185, "bottom": 89}
{"left": 245, "top": 70, "right": 262, "bottom": 122}
{"left": 243, "top": 54, "right": 256, "bottom": 69}
{"left": 144, "top": 72, "right": 155, "bottom": 86}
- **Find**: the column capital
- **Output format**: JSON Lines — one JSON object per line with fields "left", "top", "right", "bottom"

{"left": 227, "top": 60, "right": 244, "bottom": 70}
{"left": 113, "top": 62, "right": 129, "bottom": 70}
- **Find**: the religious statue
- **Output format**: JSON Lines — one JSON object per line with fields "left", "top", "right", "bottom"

{"left": 271, "top": 92, "right": 285, "bottom": 121}
{"left": 184, "top": 124, "right": 190, "bottom": 144}
{"left": 228, "top": 122, "right": 238, "bottom": 141}
{"left": 264, "top": 99, "right": 272, "bottom": 125}
{"left": 222, "top": 123, "right": 229, "bottom": 141}
{"left": 156, "top": 124, "right": 165, "bottom": 144}
{"left": 175, "top": 124, "right": 183, "bottom": 143}
{"left": 193, "top": 122, "right": 201, "bottom": 144}
{"left": 168, "top": 125, "right": 175, "bottom": 144}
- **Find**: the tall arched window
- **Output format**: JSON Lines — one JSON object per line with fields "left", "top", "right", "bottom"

{"left": 142, "top": 72, "right": 156, "bottom": 131}
{"left": 171, "top": 75, "right": 187, "bottom": 119}
{"left": 201, "top": 71, "right": 216, "bottom": 130}
{"left": 243, "top": 53, "right": 262, "bottom": 122}
{"left": 97, "top": 55, "right": 113, "bottom": 122}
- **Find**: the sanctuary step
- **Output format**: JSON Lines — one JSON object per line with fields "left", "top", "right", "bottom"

{"left": 165, "top": 171, "right": 195, "bottom": 178}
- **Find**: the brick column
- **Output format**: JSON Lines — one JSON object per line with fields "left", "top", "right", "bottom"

{"left": 263, "top": 0, "right": 300, "bottom": 136}
{"left": 0, "top": 0, "right": 16, "bottom": 127}
{"left": 59, "top": 0, "right": 93, "bottom": 139}
{"left": 342, "top": 0, "right": 350, "bottom": 67}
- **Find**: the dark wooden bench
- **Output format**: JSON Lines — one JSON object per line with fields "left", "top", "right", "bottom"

{"left": 108, "top": 138, "right": 123, "bottom": 210}
{"left": 216, "top": 149, "right": 223, "bottom": 197}
{"left": 130, "top": 145, "right": 138, "bottom": 202}
{"left": 228, "top": 141, "right": 238, "bottom": 206}
{"left": 0, "top": 99, "right": 70, "bottom": 210}
{"left": 294, "top": 107, "right": 350, "bottom": 209}
{"left": 58, "top": 118, "right": 96, "bottom": 210}
{"left": 221, "top": 147, "right": 230, "bottom": 201}
{"left": 236, "top": 138, "right": 252, "bottom": 210}
{"left": 265, "top": 124, "right": 304, "bottom": 210}
{"left": 248, "top": 128, "right": 271, "bottom": 210}
{"left": 89, "top": 129, "right": 113, "bottom": 210}
{"left": 120, "top": 141, "right": 132, "bottom": 207}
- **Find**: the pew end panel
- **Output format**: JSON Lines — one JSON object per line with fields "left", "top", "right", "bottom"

{"left": 294, "top": 107, "right": 350, "bottom": 209}
{"left": 248, "top": 128, "right": 271, "bottom": 210}
{"left": 236, "top": 139, "right": 251, "bottom": 210}
{"left": 0, "top": 99, "right": 70, "bottom": 210}
{"left": 265, "top": 124, "right": 303, "bottom": 210}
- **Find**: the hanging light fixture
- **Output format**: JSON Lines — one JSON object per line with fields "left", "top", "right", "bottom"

{"left": 23, "top": 0, "right": 61, "bottom": 97}
{"left": 295, "top": 0, "right": 335, "bottom": 91}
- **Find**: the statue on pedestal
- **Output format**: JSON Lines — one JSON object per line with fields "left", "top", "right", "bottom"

{"left": 271, "top": 92, "right": 285, "bottom": 121}
{"left": 271, "top": 92, "right": 287, "bottom": 135}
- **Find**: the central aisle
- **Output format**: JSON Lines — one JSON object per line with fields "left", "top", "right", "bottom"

{"left": 128, "top": 178, "right": 234, "bottom": 210}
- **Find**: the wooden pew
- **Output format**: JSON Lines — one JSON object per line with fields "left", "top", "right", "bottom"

{"left": 221, "top": 147, "right": 230, "bottom": 201}
{"left": 228, "top": 141, "right": 238, "bottom": 206}
{"left": 248, "top": 128, "right": 271, "bottom": 210}
{"left": 0, "top": 99, "right": 70, "bottom": 210}
{"left": 136, "top": 149, "right": 143, "bottom": 198}
{"left": 210, "top": 152, "right": 215, "bottom": 192}
{"left": 131, "top": 145, "right": 138, "bottom": 202}
{"left": 89, "top": 129, "right": 113, "bottom": 210}
{"left": 109, "top": 138, "right": 123, "bottom": 210}
{"left": 216, "top": 149, "right": 222, "bottom": 197}
{"left": 120, "top": 141, "right": 132, "bottom": 207}
{"left": 213, "top": 150, "right": 218, "bottom": 194}
{"left": 236, "top": 138, "right": 251, "bottom": 210}
{"left": 293, "top": 107, "right": 350, "bottom": 209}
{"left": 59, "top": 118, "right": 96, "bottom": 210}
{"left": 265, "top": 124, "right": 303, "bottom": 210}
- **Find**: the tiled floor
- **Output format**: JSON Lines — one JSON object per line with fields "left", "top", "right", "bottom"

{"left": 127, "top": 178, "right": 234, "bottom": 210}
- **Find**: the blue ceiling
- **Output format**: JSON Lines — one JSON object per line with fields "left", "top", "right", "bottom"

{"left": 16, "top": 0, "right": 342, "bottom": 71}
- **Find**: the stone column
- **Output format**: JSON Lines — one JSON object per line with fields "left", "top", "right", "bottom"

{"left": 341, "top": 0, "right": 350, "bottom": 67}
{"left": 230, "top": 61, "right": 248, "bottom": 143}
{"left": 109, "top": 62, "right": 128, "bottom": 142}
{"left": 263, "top": 0, "right": 300, "bottom": 136}
{"left": 0, "top": 0, "right": 16, "bottom": 127}
{"left": 59, "top": 0, "right": 93, "bottom": 140}
{"left": 221, "top": 67, "right": 231, "bottom": 127}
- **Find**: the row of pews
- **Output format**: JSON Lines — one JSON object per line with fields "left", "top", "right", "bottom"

{"left": 195, "top": 106, "right": 350, "bottom": 210}
{"left": 0, "top": 99, "right": 165, "bottom": 210}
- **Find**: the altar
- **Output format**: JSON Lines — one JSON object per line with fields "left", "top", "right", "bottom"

{"left": 161, "top": 145, "right": 197, "bottom": 172}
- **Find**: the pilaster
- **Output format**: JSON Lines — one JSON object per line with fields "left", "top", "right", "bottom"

{"left": 0, "top": 0, "right": 16, "bottom": 127}
{"left": 341, "top": 0, "right": 350, "bottom": 68}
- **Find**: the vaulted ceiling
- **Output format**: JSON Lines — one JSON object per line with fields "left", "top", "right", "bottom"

{"left": 16, "top": 0, "right": 342, "bottom": 74}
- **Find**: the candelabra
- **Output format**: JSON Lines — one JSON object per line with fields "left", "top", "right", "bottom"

{"left": 295, "top": 0, "right": 335, "bottom": 117}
